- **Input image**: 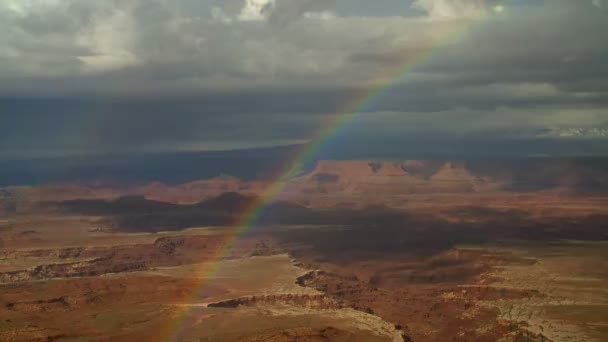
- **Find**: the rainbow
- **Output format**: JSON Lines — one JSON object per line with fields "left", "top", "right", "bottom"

{"left": 162, "top": 10, "right": 494, "bottom": 340}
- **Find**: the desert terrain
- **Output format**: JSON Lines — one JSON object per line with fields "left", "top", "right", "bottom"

{"left": 1, "top": 160, "right": 608, "bottom": 341}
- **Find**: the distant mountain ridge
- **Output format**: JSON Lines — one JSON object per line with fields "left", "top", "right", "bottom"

{"left": 297, "top": 159, "right": 608, "bottom": 192}
{"left": 3, "top": 159, "right": 608, "bottom": 216}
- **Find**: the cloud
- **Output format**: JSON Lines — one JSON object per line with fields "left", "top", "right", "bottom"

{"left": 76, "top": 8, "right": 139, "bottom": 73}
{"left": 238, "top": 0, "right": 273, "bottom": 21}
{"left": 0, "top": 0, "right": 605, "bottom": 96}
{"left": 411, "top": 0, "right": 490, "bottom": 18}
{"left": 0, "top": 0, "right": 607, "bottom": 157}
{"left": 265, "top": 0, "right": 336, "bottom": 26}
{"left": 238, "top": 0, "right": 335, "bottom": 24}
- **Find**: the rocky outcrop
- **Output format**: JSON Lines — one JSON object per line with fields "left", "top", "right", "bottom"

{"left": 242, "top": 327, "right": 348, "bottom": 342}
{"left": 289, "top": 160, "right": 495, "bottom": 198}
{"left": 312, "top": 161, "right": 408, "bottom": 178}
{"left": 207, "top": 293, "right": 341, "bottom": 310}
{"left": 153, "top": 236, "right": 187, "bottom": 256}
{"left": 0, "top": 247, "right": 86, "bottom": 260}
{"left": 6, "top": 296, "right": 71, "bottom": 313}
{"left": 0, "top": 257, "right": 147, "bottom": 283}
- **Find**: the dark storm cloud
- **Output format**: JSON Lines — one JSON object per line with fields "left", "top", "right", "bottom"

{"left": 0, "top": 0, "right": 607, "bottom": 157}
{"left": 0, "top": 96, "right": 322, "bottom": 158}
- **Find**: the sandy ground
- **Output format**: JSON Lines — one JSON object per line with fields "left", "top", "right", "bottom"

{"left": 0, "top": 250, "right": 402, "bottom": 341}
{"left": 474, "top": 242, "right": 608, "bottom": 341}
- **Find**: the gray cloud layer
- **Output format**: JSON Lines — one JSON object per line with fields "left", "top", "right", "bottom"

{"left": 1, "top": 0, "right": 607, "bottom": 157}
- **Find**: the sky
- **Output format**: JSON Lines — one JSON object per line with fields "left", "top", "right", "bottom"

{"left": 0, "top": 0, "right": 607, "bottom": 158}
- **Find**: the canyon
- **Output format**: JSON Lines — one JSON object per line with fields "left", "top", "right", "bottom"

{"left": 1, "top": 159, "right": 608, "bottom": 341}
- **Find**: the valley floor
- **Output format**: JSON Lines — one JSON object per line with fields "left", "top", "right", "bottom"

{"left": 1, "top": 213, "right": 607, "bottom": 341}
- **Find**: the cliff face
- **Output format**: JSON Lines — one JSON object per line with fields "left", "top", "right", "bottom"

{"left": 207, "top": 293, "right": 341, "bottom": 310}
{"left": 310, "top": 161, "right": 407, "bottom": 178}
{"left": 0, "top": 258, "right": 147, "bottom": 283}
{"left": 300, "top": 159, "right": 608, "bottom": 192}
{"left": 292, "top": 160, "right": 493, "bottom": 196}
{"left": 6, "top": 159, "right": 608, "bottom": 215}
